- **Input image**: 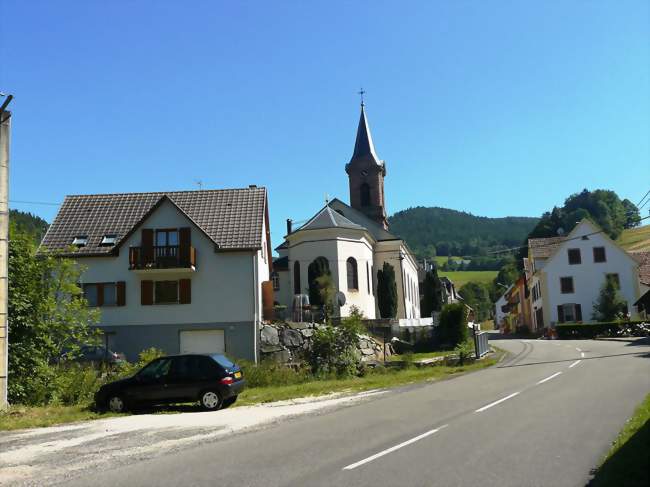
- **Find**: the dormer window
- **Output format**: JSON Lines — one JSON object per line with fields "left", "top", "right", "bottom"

{"left": 100, "top": 234, "right": 117, "bottom": 246}
{"left": 72, "top": 235, "right": 88, "bottom": 247}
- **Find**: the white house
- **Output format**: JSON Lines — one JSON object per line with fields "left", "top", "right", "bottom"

{"left": 272, "top": 102, "right": 420, "bottom": 320}
{"left": 527, "top": 219, "right": 642, "bottom": 326}
{"left": 40, "top": 187, "right": 272, "bottom": 361}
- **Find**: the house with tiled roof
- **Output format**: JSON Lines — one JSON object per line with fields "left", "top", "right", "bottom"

{"left": 526, "top": 219, "right": 643, "bottom": 328}
{"left": 272, "top": 103, "right": 420, "bottom": 320}
{"left": 40, "top": 186, "right": 272, "bottom": 361}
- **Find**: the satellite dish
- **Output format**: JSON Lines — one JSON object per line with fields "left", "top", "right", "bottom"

{"left": 557, "top": 227, "right": 565, "bottom": 236}
{"left": 336, "top": 291, "right": 346, "bottom": 306}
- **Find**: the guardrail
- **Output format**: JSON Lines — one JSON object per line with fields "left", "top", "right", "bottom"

{"left": 473, "top": 328, "right": 489, "bottom": 358}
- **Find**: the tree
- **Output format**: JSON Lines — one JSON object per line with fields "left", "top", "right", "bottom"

{"left": 622, "top": 199, "right": 641, "bottom": 228}
{"left": 420, "top": 268, "right": 445, "bottom": 317}
{"left": 459, "top": 281, "right": 492, "bottom": 322}
{"left": 438, "top": 302, "right": 468, "bottom": 347}
{"left": 315, "top": 273, "right": 336, "bottom": 321}
{"left": 307, "top": 257, "right": 330, "bottom": 307}
{"left": 593, "top": 275, "right": 628, "bottom": 321}
{"left": 377, "top": 262, "right": 398, "bottom": 318}
{"left": 8, "top": 225, "right": 100, "bottom": 404}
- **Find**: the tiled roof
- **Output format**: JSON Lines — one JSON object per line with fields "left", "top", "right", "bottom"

{"left": 40, "top": 187, "right": 267, "bottom": 256}
{"left": 528, "top": 236, "right": 566, "bottom": 259}
{"left": 329, "top": 199, "right": 397, "bottom": 241}
{"left": 295, "top": 205, "right": 365, "bottom": 232}
{"left": 631, "top": 251, "right": 650, "bottom": 286}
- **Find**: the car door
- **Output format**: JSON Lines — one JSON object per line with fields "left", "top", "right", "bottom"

{"left": 165, "top": 356, "right": 208, "bottom": 402}
{"left": 131, "top": 357, "right": 173, "bottom": 403}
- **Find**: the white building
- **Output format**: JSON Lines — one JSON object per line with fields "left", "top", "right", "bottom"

{"left": 527, "top": 219, "right": 642, "bottom": 326}
{"left": 272, "top": 103, "right": 420, "bottom": 320}
{"left": 40, "top": 187, "right": 272, "bottom": 361}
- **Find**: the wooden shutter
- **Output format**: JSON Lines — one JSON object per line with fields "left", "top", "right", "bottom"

{"left": 141, "top": 280, "right": 153, "bottom": 305}
{"left": 179, "top": 279, "right": 191, "bottom": 304}
{"left": 179, "top": 227, "right": 191, "bottom": 267}
{"left": 557, "top": 305, "right": 565, "bottom": 323}
{"left": 575, "top": 304, "right": 582, "bottom": 322}
{"left": 116, "top": 281, "right": 126, "bottom": 306}
{"left": 142, "top": 229, "right": 154, "bottom": 265}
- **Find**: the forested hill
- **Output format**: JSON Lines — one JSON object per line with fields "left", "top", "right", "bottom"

{"left": 9, "top": 209, "right": 49, "bottom": 244}
{"left": 388, "top": 206, "right": 538, "bottom": 258}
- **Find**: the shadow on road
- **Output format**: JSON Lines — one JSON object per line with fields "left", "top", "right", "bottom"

{"left": 497, "top": 351, "right": 650, "bottom": 369}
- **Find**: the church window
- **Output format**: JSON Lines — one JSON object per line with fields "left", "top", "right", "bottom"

{"left": 360, "top": 183, "right": 371, "bottom": 207}
{"left": 366, "top": 262, "right": 370, "bottom": 294}
{"left": 293, "top": 261, "right": 301, "bottom": 295}
{"left": 347, "top": 257, "right": 358, "bottom": 291}
{"left": 271, "top": 272, "right": 280, "bottom": 291}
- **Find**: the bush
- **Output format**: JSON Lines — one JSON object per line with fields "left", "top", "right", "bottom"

{"left": 239, "top": 360, "right": 311, "bottom": 388}
{"left": 454, "top": 340, "right": 475, "bottom": 366}
{"left": 556, "top": 321, "right": 648, "bottom": 339}
{"left": 309, "top": 311, "right": 364, "bottom": 377}
{"left": 438, "top": 303, "right": 468, "bottom": 347}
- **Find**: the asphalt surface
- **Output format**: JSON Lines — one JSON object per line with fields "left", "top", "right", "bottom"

{"left": 55, "top": 336, "right": 650, "bottom": 487}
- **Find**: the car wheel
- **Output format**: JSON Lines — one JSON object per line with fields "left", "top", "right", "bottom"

{"left": 200, "top": 390, "right": 223, "bottom": 411}
{"left": 107, "top": 394, "right": 127, "bottom": 413}
{"left": 222, "top": 396, "right": 237, "bottom": 408}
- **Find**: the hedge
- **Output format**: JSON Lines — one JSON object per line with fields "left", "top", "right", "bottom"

{"left": 556, "top": 321, "right": 649, "bottom": 339}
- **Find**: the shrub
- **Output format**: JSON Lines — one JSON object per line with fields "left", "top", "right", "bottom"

{"left": 309, "top": 312, "right": 364, "bottom": 377}
{"left": 556, "top": 321, "right": 648, "bottom": 339}
{"left": 239, "top": 360, "right": 311, "bottom": 388}
{"left": 454, "top": 340, "right": 475, "bottom": 366}
{"left": 438, "top": 303, "right": 468, "bottom": 347}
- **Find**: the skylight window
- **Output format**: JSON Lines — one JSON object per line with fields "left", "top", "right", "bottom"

{"left": 100, "top": 234, "right": 117, "bottom": 246}
{"left": 72, "top": 235, "right": 88, "bottom": 247}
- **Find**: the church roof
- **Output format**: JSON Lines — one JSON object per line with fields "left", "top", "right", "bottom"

{"left": 348, "top": 104, "right": 384, "bottom": 169}
{"left": 295, "top": 204, "right": 365, "bottom": 232}
{"left": 328, "top": 199, "right": 397, "bottom": 241}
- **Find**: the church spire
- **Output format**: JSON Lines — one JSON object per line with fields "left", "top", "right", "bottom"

{"left": 350, "top": 102, "right": 382, "bottom": 167}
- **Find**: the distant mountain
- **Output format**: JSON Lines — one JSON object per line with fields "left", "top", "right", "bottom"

{"left": 9, "top": 209, "right": 49, "bottom": 244}
{"left": 388, "top": 206, "right": 538, "bottom": 258}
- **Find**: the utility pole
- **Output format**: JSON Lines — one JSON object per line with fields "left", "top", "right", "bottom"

{"left": 0, "top": 93, "right": 13, "bottom": 409}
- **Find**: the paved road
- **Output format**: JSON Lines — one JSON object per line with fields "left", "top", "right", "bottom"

{"left": 50, "top": 338, "right": 650, "bottom": 486}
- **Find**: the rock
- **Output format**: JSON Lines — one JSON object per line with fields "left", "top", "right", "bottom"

{"left": 266, "top": 349, "right": 292, "bottom": 363}
{"left": 260, "top": 343, "right": 284, "bottom": 353}
{"left": 260, "top": 325, "right": 280, "bottom": 346}
{"left": 300, "top": 328, "right": 315, "bottom": 338}
{"left": 361, "top": 347, "right": 376, "bottom": 356}
{"left": 281, "top": 328, "right": 304, "bottom": 348}
{"left": 390, "top": 338, "right": 413, "bottom": 354}
{"left": 287, "top": 322, "right": 309, "bottom": 330}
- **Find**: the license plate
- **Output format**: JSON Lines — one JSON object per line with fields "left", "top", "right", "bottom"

{"left": 234, "top": 371, "right": 242, "bottom": 379}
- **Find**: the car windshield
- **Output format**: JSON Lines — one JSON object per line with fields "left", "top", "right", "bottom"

{"left": 210, "top": 354, "right": 235, "bottom": 369}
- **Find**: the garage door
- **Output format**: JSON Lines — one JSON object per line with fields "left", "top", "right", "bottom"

{"left": 179, "top": 330, "right": 225, "bottom": 355}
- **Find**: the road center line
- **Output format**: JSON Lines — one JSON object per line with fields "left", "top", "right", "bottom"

{"left": 536, "top": 371, "right": 563, "bottom": 384}
{"left": 581, "top": 352, "right": 585, "bottom": 358}
{"left": 342, "top": 425, "right": 448, "bottom": 470}
{"left": 575, "top": 347, "right": 582, "bottom": 352}
{"left": 475, "top": 392, "right": 521, "bottom": 413}
{"left": 569, "top": 360, "right": 581, "bottom": 368}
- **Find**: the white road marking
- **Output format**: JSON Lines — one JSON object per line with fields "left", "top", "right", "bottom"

{"left": 581, "top": 352, "right": 585, "bottom": 358}
{"left": 342, "top": 425, "right": 448, "bottom": 470}
{"left": 475, "top": 392, "right": 521, "bottom": 413}
{"left": 569, "top": 360, "right": 581, "bottom": 368}
{"left": 536, "top": 371, "right": 563, "bottom": 384}
{"left": 575, "top": 347, "right": 582, "bottom": 352}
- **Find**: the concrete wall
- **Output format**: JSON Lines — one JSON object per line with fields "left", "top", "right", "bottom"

{"left": 78, "top": 199, "right": 262, "bottom": 360}
{"left": 542, "top": 220, "right": 641, "bottom": 323}
{"left": 374, "top": 240, "right": 420, "bottom": 319}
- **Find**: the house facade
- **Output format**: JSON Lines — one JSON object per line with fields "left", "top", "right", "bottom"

{"left": 527, "top": 219, "right": 642, "bottom": 326}
{"left": 40, "top": 187, "right": 272, "bottom": 361}
{"left": 272, "top": 103, "right": 420, "bottom": 320}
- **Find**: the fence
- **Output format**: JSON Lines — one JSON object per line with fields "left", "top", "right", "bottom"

{"left": 473, "top": 328, "right": 489, "bottom": 358}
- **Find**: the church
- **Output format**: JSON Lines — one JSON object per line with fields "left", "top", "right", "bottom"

{"left": 272, "top": 102, "right": 421, "bottom": 320}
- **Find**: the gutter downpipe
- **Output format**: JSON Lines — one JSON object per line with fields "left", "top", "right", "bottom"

{"left": 252, "top": 252, "right": 259, "bottom": 364}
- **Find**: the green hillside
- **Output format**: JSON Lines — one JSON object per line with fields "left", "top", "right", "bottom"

{"left": 389, "top": 206, "right": 538, "bottom": 259}
{"left": 438, "top": 270, "right": 498, "bottom": 288}
{"left": 9, "top": 209, "right": 49, "bottom": 244}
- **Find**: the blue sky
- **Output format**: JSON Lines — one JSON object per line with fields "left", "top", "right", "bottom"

{"left": 1, "top": 1, "right": 648, "bottom": 249}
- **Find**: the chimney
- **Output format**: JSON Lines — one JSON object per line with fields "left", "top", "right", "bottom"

{"left": 286, "top": 219, "right": 292, "bottom": 235}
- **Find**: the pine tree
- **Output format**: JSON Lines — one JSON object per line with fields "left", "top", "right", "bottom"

{"left": 593, "top": 275, "right": 628, "bottom": 321}
{"left": 377, "top": 262, "right": 398, "bottom": 318}
{"left": 421, "top": 268, "right": 444, "bottom": 317}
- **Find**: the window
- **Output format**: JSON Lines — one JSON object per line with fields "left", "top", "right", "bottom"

{"left": 371, "top": 265, "right": 374, "bottom": 295}
{"left": 360, "top": 183, "right": 371, "bottom": 207}
{"left": 366, "top": 262, "right": 371, "bottom": 294}
{"left": 156, "top": 229, "right": 179, "bottom": 247}
{"left": 606, "top": 273, "right": 620, "bottom": 288}
{"left": 346, "top": 257, "right": 358, "bottom": 290}
{"left": 557, "top": 303, "right": 582, "bottom": 323}
{"left": 271, "top": 272, "right": 280, "bottom": 291}
{"left": 83, "top": 283, "right": 117, "bottom": 307}
{"left": 560, "top": 277, "right": 574, "bottom": 294}
{"left": 293, "top": 261, "right": 301, "bottom": 295}
{"left": 100, "top": 234, "right": 117, "bottom": 246}
{"left": 567, "top": 248, "right": 581, "bottom": 265}
{"left": 155, "top": 280, "right": 178, "bottom": 304}
{"left": 72, "top": 235, "right": 88, "bottom": 247}
{"left": 593, "top": 247, "right": 606, "bottom": 263}
{"left": 137, "top": 358, "right": 172, "bottom": 381}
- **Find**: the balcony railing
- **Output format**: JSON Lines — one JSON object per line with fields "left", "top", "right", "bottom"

{"left": 129, "top": 245, "right": 196, "bottom": 270}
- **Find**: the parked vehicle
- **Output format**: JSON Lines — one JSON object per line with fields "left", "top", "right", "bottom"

{"left": 95, "top": 354, "right": 245, "bottom": 413}
{"left": 61, "top": 345, "right": 126, "bottom": 365}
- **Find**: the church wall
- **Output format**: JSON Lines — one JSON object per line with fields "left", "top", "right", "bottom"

{"left": 336, "top": 237, "right": 376, "bottom": 319}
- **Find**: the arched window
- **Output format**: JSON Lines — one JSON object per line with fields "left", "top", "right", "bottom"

{"left": 293, "top": 261, "right": 301, "bottom": 295}
{"left": 360, "top": 183, "right": 371, "bottom": 207}
{"left": 366, "top": 262, "right": 371, "bottom": 294}
{"left": 347, "top": 257, "right": 358, "bottom": 290}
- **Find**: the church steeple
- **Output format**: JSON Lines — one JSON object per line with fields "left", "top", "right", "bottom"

{"left": 345, "top": 101, "right": 388, "bottom": 229}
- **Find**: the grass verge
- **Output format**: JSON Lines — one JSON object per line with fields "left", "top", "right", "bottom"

{"left": 388, "top": 350, "right": 452, "bottom": 362}
{"left": 589, "top": 392, "right": 650, "bottom": 487}
{"left": 1, "top": 354, "right": 500, "bottom": 431}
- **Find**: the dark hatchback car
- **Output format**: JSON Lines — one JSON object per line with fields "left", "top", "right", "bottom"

{"left": 95, "top": 354, "right": 245, "bottom": 413}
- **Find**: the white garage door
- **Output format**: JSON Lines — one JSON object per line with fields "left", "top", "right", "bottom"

{"left": 179, "top": 330, "right": 225, "bottom": 355}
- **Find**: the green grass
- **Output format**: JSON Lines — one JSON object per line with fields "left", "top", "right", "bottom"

{"left": 433, "top": 256, "right": 464, "bottom": 266}
{"left": 590, "top": 392, "right": 650, "bottom": 487}
{"left": 0, "top": 404, "right": 124, "bottom": 431}
{"left": 617, "top": 224, "right": 650, "bottom": 252}
{"left": 437, "top": 270, "right": 498, "bottom": 287}
{"left": 388, "top": 350, "right": 453, "bottom": 362}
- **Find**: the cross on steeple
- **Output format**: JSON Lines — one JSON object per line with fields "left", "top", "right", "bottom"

{"left": 358, "top": 88, "right": 365, "bottom": 106}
